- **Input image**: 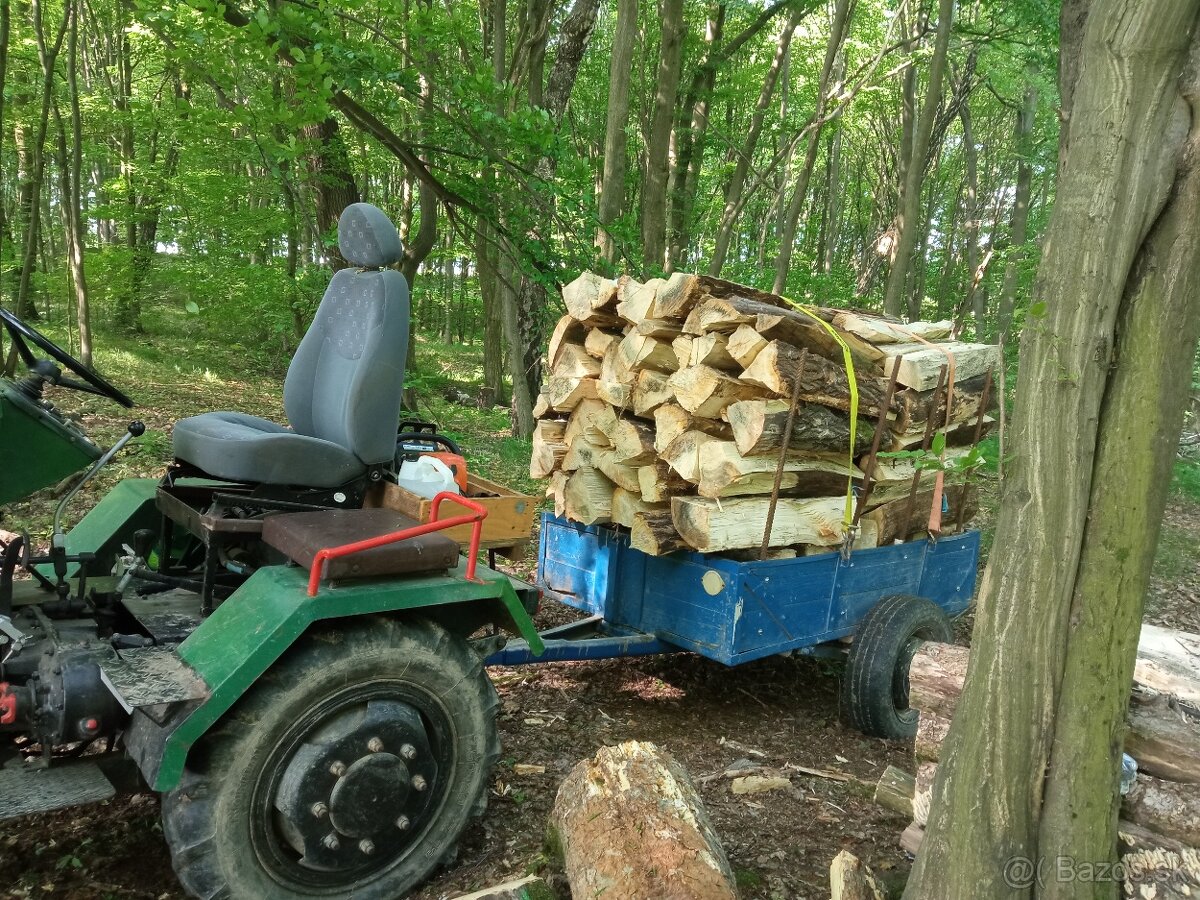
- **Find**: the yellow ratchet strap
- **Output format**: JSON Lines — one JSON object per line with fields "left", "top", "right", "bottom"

{"left": 782, "top": 298, "right": 859, "bottom": 534}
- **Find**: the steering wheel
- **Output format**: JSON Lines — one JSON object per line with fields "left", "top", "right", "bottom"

{"left": 0, "top": 306, "right": 133, "bottom": 408}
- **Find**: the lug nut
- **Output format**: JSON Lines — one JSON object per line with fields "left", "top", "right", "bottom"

{"left": 412, "top": 775, "right": 427, "bottom": 792}
{"left": 396, "top": 815, "right": 411, "bottom": 831}
{"left": 399, "top": 743, "right": 417, "bottom": 760}
{"left": 311, "top": 801, "right": 328, "bottom": 819}
{"left": 329, "top": 760, "right": 347, "bottom": 777}
{"left": 367, "top": 737, "right": 384, "bottom": 753}
{"left": 359, "top": 839, "right": 375, "bottom": 855}
{"left": 323, "top": 833, "right": 341, "bottom": 851}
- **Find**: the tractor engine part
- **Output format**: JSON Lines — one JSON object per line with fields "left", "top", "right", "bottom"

{"left": 32, "top": 647, "right": 124, "bottom": 744}
{"left": 0, "top": 681, "right": 31, "bottom": 727}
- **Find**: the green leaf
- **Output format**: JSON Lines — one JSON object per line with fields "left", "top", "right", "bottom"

{"left": 185, "top": 301, "right": 200, "bottom": 315}
{"left": 1029, "top": 301, "right": 1048, "bottom": 319}
{"left": 931, "top": 433, "right": 947, "bottom": 455}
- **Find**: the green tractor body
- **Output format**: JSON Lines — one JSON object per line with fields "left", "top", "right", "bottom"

{"left": 1, "top": 282, "right": 543, "bottom": 898}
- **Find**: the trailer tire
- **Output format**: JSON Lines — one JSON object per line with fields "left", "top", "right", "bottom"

{"left": 841, "top": 595, "right": 952, "bottom": 740}
{"left": 162, "top": 615, "right": 499, "bottom": 900}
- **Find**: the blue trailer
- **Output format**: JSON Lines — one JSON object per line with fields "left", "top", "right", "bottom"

{"left": 488, "top": 511, "right": 980, "bottom": 739}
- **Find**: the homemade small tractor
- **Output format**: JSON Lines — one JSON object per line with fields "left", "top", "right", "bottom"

{"left": 0, "top": 204, "right": 543, "bottom": 899}
{"left": 0, "top": 202, "right": 980, "bottom": 900}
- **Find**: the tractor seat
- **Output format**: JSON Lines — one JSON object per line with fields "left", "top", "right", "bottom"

{"left": 171, "top": 203, "right": 410, "bottom": 490}
{"left": 263, "top": 509, "right": 460, "bottom": 581}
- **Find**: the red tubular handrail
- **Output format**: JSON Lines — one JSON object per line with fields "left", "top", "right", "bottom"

{"left": 307, "top": 491, "right": 489, "bottom": 596}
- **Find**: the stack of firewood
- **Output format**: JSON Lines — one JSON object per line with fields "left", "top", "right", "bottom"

{"left": 530, "top": 270, "right": 1000, "bottom": 556}
{"left": 873, "top": 624, "right": 1200, "bottom": 897}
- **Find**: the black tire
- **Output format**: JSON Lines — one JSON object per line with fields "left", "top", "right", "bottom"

{"left": 842, "top": 595, "right": 953, "bottom": 740}
{"left": 162, "top": 616, "right": 499, "bottom": 900}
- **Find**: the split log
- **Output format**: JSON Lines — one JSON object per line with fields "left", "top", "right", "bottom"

{"left": 1137, "top": 625, "right": 1200, "bottom": 705}
{"left": 725, "top": 398, "right": 873, "bottom": 456}
{"left": 912, "top": 762, "right": 937, "bottom": 828}
{"left": 547, "top": 471, "right": 569, "bottom": 519}
{"left": 1125, "top": 691, "right": 1200, "bottom": 784}
{"left": 611, "top": 488, "right": 667, "bottom": 529}
{"left": 594, "top": 449, "right": 642, "bottom": 493}
{"left": 669, "top": 365, "right": 768, "bottom": 418}
{"left": 1125, "top": 775, "right": 1200, "bottom": 845}
{"left": 914, "top": 711, "right": 951, "bottom": 763}
{"left": 630, "top": 510, "right": 688, "bottom": 556}
{"left": 899, "top": 822, "right": 925, "bottom": 856}
{"left": 616, "top": 275, "right": 662, "bottom": 324}
{"left": 672, "top": 495, "right": 847, "bottom": 552}
{"left": 562, "top": 272, "right": 619, "bottom": 325}
{"left": 617, "top": 332, "right": 680, "bottom": 374}
{"left": 832, "top": 311, "right": 951, "bottom": 345}
{"left": 632, "top": 369, "right": 674, "bottom": 417}
{"left": 662, "top": 432, "right": 859, "bottom": 498}
{"left": 562, "top": 438, "right": 606, "bottom": 473}
{"left": 532, "top": 394, "right": 550, "bottom": 418}
{"left": 529, "top": 419, "right": 568, "bottom": 479}
{"left": 887, "top": 416, "right": 996, "bottom": 452}
{"left": 562, "top": 468, "right": 615, "bottom": 525}
{"left": 829, "top": 851, "right": 887, "bottom": 900}
{"left": 637, "top": 462, "right": 691, "bottom": 503}
{"left": 1117, "top": 825, "right": 1200, "bottom": 900}
{"left": 544, "top": 376, "right": 600, "bottom": 413}
{"left": 873, "top": 765, "right": 915, "bottom": 818}
{"left": 548, "top": 316, "right": 588, "bottom": 368}
{"left": 690, "top": 333, "right": 740, "bottom": 371}
{"left": 726, "top": 324, "right": 769, "bottom": 368}
{"left": 648, "top": 272, "right": 702, "bottom": 319}
{"left": 603, "top": 417, "right": 657, "bottom": 466}
{"left": 551, "top": 741, "right": 738, "bottom": 900}
{"left": 653, "top": 403, "right": 732, "bottom": 454}
{"left": 684, "top": 297, "right": 880, "bottom": 372}
{"left": 858, "top": 456, "right": 961, "bottom": 507}
{"left": 911, "top": 644, "right": 1200, "bottom": 782}
{"left": 553, "top": 343, "right": 602, "bottom": 378}
{"left": 671, "top": 335, "right": 694, "bottom": 370}
{"left": 893, "top": 373, "right": 995, "bottom": 433}
{"left": 861, "top": 485, "right": 978, "bottom": 545}
{"left": 584, "top": 327, "right": 621, "bottom": 360}
{"left": 877, "top": 341, "right": 1001, "bottom": 391}
{"left": 598, "top": 343, "right": 636, "bottom": 408}
{"left": 564, "top": 398, "right": 616, "bottom": 447}
{"left": 740, "top": 341, "right": 890, "bottom": 416}
{"left": 636, "top": 317, "right": 684, "bottom": 339}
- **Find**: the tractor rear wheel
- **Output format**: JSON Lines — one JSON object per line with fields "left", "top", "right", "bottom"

{"left": 162, "top": 616, "right": 499, "bottom": 899}
{"left": 841, "top": 594, "right": 953, "bottom": 740}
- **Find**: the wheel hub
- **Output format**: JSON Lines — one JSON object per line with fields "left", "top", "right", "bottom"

{"left": 329, "top": 753, "right": 411, "bottom": 838}
{"left": 270, "top": 698, "right": 440, "bottom": 872}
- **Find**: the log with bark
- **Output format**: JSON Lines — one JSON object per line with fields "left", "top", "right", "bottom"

{"left": 550, "top": 741, "right": 739, "bottom": 900}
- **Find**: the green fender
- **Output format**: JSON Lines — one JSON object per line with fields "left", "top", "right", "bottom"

{"left": 151, "top": 560, "right": 544, "bottom": 791}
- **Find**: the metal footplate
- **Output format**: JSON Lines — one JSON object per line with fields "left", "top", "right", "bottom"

{"left": 0, "top": 761, "right": 116, "bottom": 820}
{"left": 99, "top": 646, "right": 209, "bottom": 712}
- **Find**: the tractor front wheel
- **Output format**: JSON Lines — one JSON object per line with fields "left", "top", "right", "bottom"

{"left": 162, "top": 616, "right": 499, "bottom": 899}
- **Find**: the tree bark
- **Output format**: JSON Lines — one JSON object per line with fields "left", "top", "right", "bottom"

{"left": 905, "top": 6, "right": 1200, "bottom": 895}
{"left": 640, "top": 0, "right": 685, "bottom": 272}
{"left": 882, "top": 0, "right": 954, "bottom": 318}
{"left": 61, "top": 0, "right": 90, "bottom": 366}
{"left": 997, "top": 78, "right": 1038, "bottom": 338}
{"left": 596, "top": 0, "right": 637, "bottom": 264}
{"left": 302, "top": 117, "right": 362, "bottom": 271}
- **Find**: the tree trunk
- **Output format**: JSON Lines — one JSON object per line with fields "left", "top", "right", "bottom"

{"left": 905, "top": 5, "right": 1200, "bottom": 897}
{"left": 708, "top": 7, "right": 801, "bottom": 275}
{"left": 882, "top": 0, "right": 954, "bottom": 318}
{"left": 770, "top": 0, "right": 853, "bottom": 293}
{"left": 61, "top": 0, "right": 90, "bottom": 365}
{"left": 640, "top": 0, "right": 685, "bottom": 273}
{"left": 551, "top": 742, "right": 738, "bottom": 900}
{"left": 997, "top": 78, "right": 1038, "bottom": 338}
{"left": 302, "top": 117, "right": 362, "bottom": 271}
{"left": 596, "top": 0, "right": 637, "bottom": 264}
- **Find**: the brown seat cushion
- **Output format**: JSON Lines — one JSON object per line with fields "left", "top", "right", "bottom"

{"left": 262, "top": 509, "right": 460, "bottom": 581}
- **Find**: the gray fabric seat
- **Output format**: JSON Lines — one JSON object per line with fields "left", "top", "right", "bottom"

{"left": 172, "top": 203, "right": 409, "bottom": 489}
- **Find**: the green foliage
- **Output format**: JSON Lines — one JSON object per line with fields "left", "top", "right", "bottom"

{"left": 879, "top": 433, "right": 988, "bottom": 475}
{"left": 1172, "top": 459, "right": 1200, "bottom": 503}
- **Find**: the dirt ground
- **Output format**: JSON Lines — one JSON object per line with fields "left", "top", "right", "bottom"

{"left": 3, "top": 495, "right": 1197, "bottom": 900}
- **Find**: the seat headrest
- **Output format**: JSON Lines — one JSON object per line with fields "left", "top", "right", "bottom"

{"left": 338, "top": 203, "right": 404, "bottom": 269}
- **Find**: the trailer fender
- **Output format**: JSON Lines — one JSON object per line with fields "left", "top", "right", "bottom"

{"left": 140, "top": 561, "right": 543, "bottom": 792}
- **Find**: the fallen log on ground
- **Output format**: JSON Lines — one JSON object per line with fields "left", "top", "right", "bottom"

{"left": 550, "top": 741, "right": 738, "bottom": 900}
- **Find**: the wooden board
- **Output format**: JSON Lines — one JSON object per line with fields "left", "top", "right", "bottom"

{"left": 366, "top": 473, "right": 537, "bottom": 549}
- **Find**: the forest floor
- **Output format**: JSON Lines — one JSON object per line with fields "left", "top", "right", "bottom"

{"left": 2, "top": 322, "right": 1198, "bottom": 900}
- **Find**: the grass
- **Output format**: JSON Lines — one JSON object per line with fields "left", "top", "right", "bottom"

{"left": 1171, "top": 458, "right": 1200, "bottom": 503}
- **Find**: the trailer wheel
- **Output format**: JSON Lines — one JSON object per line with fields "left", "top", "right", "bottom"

{"left": 162, "top": 616, "right": 499, "bottom": 900}
{"left": 841, "top": 595, "right": 952, "bottom": 740}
